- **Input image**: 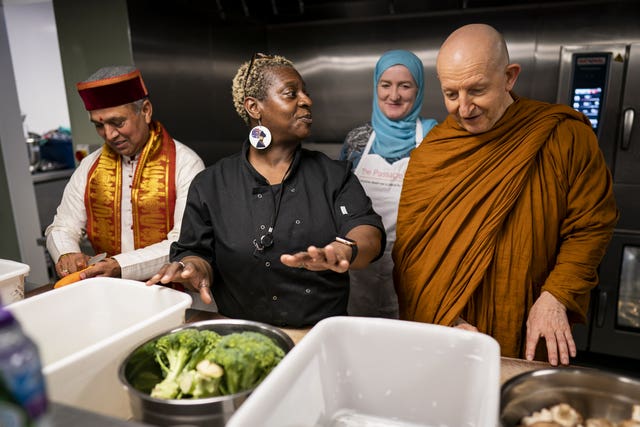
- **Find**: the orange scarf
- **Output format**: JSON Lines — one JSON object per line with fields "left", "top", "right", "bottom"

{"left": 85, "top": 121, "right": 176, "bottom": 256}
{"left": 393, "top": 96, "right": 617, "bottom": 357}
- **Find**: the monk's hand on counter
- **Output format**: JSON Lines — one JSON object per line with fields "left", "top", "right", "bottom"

{"left": 145, "top": 256, "right": 214, "bottom": 304}
{"left": 79, "top": 257, "right": 121, "bottom": 279}
{"left": 281, "top": 243, "right": 350, "bottom": 273}
{"left": 525, "top": 291, "right": 576, "bottom": 366}
{"left": 55, "top": 252, "right": 90, "bottom": 277}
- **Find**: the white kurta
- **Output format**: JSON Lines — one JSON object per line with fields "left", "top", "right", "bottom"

{"left": 45, "top": 140, "right": 205, "bottom": 281}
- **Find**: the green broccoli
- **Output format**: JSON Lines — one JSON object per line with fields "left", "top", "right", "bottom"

{"left": 129, "top": 328, "right": 284, "bottom": 400}
{"left": 175, "top": 330, "right": 225, "bottom": 399}
{"left": 150, "top": 328, "right": 214, "bottom": 399}
{"left": 177, "top": 359, "right": 224, "bottom": 398}
{"left": 125, "top": 340, "right": 163, "bottom": 394}
{"left": 183, "top": 329, "right": 222, "bottom": 371}
{"left": 206, "top": 331, "right": 285, "bottom": 395}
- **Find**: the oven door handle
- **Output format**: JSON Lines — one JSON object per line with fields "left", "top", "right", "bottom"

{"left": 595, "top": 290, "right": 608, "bottom": 328}
{"left": 621, "top": 107, "right": 635, "bottom": 151}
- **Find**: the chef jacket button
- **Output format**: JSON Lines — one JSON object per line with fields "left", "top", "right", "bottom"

{"left": 305, "top": 288, "right": 311, "bottom": 294}
{"left": 257, "top": 194, "right": 263, "bottom": 199}
{"left": 290, "top": 187, "right": 296, "bottom": 193}
{"left": 295, "top": 219, "right": 301, "bottom": 225}
{"left": 265, "top": 261, "right": 271, "bottom": 267}
{"left": 260, "top": 224, "right": 266, "bottom": 230}
{"left": 272, "top": 295, "right": 278, "bottom": 301}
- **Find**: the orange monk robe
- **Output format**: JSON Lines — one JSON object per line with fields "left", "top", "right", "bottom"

{"left": 392, "top": 95, "right": 619, "bottom": 358}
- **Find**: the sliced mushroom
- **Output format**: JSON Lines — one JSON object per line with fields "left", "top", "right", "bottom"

{"left": 549, "top": 403, "right": 583, "bottom": 427}
{"left": 522, "top": 408, "right": 554, "bottom": 425}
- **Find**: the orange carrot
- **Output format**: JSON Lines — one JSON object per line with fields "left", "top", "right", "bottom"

{"left": 53, "top": 267, "right": 91, "bottom": 289}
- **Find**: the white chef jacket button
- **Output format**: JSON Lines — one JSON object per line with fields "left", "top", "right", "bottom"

{"left": 265, "top": 261, "right": 271, "bottom": 267}
{"left": 295, "top": 219, "right": 301, "bottom": 225}
{"left": 260, "top": 224, "right": 265, "bottom": 230}
{"left": 305, "top": 288, "right": 311, "bottom": 294}
{"left": 272, "top": 295, "right": 277, "bottom": 301}
{"left": 257, "top": 194, "right": 263, "bottom": 199}
{"left": 290, "top": 188, "right": 296, "bottom": 192}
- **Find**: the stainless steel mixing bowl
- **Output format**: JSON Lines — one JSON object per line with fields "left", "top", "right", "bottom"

{"left": 500, "top": 367, "right": 640, "bottom": 427}
{"left": 118, "top": 319, "right": 295, "bottom": 427}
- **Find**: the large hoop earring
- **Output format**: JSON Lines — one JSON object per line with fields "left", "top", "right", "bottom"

{"left": 248, "top": 121, "right": 271, "bottom": 149}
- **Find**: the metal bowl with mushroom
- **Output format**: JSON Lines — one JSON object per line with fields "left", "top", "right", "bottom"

{"left": 500, "top": 367, "right": 640, "bottom": 427}
{"left": 118, "top": 319, "right": 295, "bottom": 427}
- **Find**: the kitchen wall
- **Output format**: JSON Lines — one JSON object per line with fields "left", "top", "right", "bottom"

{"left": 126, "top": 1, "right": 267, "bottom": 166}
{"left": 0, "top": 3, "right": 48, "bottom": 285}
{"left": 125, "top": 0, "right": 640, "bottom": 166}
{"left": 3, "top": 0, "right": 69, "bottom": 136}
{"left": 52, "top": 0, "right": 133, "bottom": 152}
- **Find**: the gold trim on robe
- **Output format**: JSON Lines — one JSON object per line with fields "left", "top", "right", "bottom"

{"left": 85, "top": 121, "right": 176, "bottom": 256}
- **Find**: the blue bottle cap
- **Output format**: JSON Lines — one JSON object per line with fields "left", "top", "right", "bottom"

{"left": 0, "top": 307, "right": 16, "bottom": 327}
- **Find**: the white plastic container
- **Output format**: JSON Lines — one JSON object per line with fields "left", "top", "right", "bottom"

{"left": 6, "top": 277, "right": 192, "bottom": 420}
{"left": 0, "top": 259, "right": 29, "bottom": 304}
{"left": 228, "top": 316, "right": 501, "bottom": 427}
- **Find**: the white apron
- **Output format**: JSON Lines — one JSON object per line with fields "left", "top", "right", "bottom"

{"left": 348, "top": 120, "right": 423, "bottom": 318}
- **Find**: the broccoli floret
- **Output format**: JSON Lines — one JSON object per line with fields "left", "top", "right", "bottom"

{"left": 150, "top": 329, "right": 209, "bottom": 399}
{"left": 178, "top": 359, "right": 224, "bottom": 398}
{"left": 206, "top": 331, "right": 285, "bottom": 395}
{"left": 125, "top": 340, "right": 163, "bottom": 394}
{"left": 183, "top": 330, "right": 222, "bottom": 371}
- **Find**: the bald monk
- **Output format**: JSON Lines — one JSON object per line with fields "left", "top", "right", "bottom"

{"left": 392, "top": 23, "right": 618, "bottom": 366}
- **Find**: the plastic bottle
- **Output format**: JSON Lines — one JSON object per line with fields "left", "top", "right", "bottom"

{"left": 0, "top": 307, "right": 49, "bottom": 427}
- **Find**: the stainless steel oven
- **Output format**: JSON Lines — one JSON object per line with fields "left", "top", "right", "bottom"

{"left": 558, "top": 43, "right": 640, "bottom": 361}
{"left": 589, "top": 231, "right": 640, "bottom": 359}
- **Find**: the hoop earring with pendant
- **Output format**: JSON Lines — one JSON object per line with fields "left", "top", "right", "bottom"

{"left": 249, "top": 120, "right": 271, "bottom": 149}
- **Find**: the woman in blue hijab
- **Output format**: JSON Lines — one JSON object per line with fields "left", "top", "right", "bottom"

{"left": 340, "top": 49, "right": 437, "bottom": 318}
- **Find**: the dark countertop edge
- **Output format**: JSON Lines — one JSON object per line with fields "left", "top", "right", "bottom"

{"left": 32, "top": 168, "right": 74, "bottom": 183}
{"left": 49, "top": 402, "right": 153, "bottom": 426}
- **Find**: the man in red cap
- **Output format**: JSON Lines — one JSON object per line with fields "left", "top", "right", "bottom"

{"left": 45, "top": 65, "right": 204, "bottom": 282}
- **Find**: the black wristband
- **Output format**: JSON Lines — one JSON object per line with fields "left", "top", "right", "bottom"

{"left": 335, "top": 236, "right": 358, "bottom": 263}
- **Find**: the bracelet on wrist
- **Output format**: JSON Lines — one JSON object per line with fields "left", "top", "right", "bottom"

{"left": 335, "top": 236, "right": 358, "bottom": 263}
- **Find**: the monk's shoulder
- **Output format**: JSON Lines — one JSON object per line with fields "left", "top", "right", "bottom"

{"left": 555, "top": 116, "right": 598, "bottom": 148}
{"left": 544, "top": 117, "right": 606, "bottom": 180}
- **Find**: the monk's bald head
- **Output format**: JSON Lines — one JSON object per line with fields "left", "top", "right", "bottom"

{"left": 437, "top": 23, "right": 509, "bottom": 75}
{"left": 435, "top": 23, "right": 520, "bottom": 134}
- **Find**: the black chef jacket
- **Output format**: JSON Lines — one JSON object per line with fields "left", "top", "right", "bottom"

{"left": 171, "top": 142, "right": 385, "bottom": 327}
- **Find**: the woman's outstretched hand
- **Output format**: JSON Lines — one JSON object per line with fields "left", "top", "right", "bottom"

{"left": 281, "top": 243, "right": 351, "bottom": 273}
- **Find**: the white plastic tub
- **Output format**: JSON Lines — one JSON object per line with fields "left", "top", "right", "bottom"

{"left": 0, "top": 259, "right": 29, "bottom": 304}
{"left": 228, "top": 316, "right": 501, "bottom": 427}
{"left": 6, "top": 277, "right": 192, "bottom": 420}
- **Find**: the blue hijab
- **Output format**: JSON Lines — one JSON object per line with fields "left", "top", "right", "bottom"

{"left": 371, "top": 50, "right": 428, "bottom": 159}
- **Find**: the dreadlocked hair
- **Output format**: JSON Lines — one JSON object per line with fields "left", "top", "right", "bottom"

{"left": 231, "top": 54, "right": 294, "bottom": 126}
